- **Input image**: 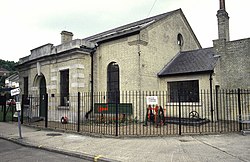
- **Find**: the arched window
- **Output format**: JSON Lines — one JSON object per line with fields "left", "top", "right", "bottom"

{"left": 107, "top": 62, "right": 120, "bottom": 103}
{"left": 177, "top": 33, "right": 184, "bottom": 48}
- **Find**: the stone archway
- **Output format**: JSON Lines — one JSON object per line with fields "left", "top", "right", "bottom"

{"left": 33, "top": 74, "right": 47, "bottom": 118}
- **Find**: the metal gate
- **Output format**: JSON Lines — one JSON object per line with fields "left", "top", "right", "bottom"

{"left": 0, "top": 95, "right": 16, "bottom": 122}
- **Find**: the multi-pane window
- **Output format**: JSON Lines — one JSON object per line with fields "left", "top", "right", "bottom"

{"left": 107, "top": 62, "right": 120, "bottom": 103}
{"left": 60, "top": 69, "right": 69, "bottom": 106}
{"left": 168, "top": 80, "right": 199, "bottom": 102}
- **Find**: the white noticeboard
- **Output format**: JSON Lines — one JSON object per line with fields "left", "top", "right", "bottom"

{"left": 10, "top": 88, "right": 21, "bottom": 96}
{"left": 16, "top": 102, "right": 21, "bottom": 111}
{"left": 146, "top": 96, "right": 158, "bottom": 105}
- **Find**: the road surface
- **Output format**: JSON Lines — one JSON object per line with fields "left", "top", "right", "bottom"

{"left": 0, "top": 138, "right": 89, "bottom": 162}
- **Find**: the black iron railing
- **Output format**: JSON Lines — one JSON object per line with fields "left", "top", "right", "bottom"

{"left": 21, "top": 89, "right": 250, "bottom": 137}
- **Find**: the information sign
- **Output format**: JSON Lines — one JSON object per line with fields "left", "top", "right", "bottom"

{"left": 146, "top": 96, "right": 158, "bottom": 105}
{"left": 10, "top": 88, "right": 21, "bottom": 96}
{"left": 16, "top": 102, "right": 21, "bottom": 111}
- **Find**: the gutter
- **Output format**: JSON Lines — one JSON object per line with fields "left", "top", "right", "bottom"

{"left": 158, "top": 70, "right": 214, "bottom": 77}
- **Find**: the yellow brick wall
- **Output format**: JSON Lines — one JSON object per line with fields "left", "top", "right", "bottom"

{"left": 94, "top": 11, "right": 201, "bottom": 92}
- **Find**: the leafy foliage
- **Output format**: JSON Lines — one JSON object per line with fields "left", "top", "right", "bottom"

{"left": 0, "top": 59, "right": 18, "bottom": 72}
{"left": 0, "top": 59, "right": 18, "bottom": 87}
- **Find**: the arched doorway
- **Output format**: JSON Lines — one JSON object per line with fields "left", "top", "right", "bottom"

{"left": 39, "top": 75, "right": 47, "bottom": 118}
{"left": 34, "top": 74, "right": 47, "bottom": 118}
{"left": 107, "top": 62, "right": 120, "bottom": 103}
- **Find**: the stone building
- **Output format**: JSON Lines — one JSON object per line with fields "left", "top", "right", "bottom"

{"left": 213, "top": 0, "right": 249, "bottom": 89}
{"left": 158, "top": 0, "right": 249, "bottom": 92}
{"left": 17, "top": 0, "right": 249, "bottom": 120}
{"left": 18, "top": 9, "right": 201, "bottom": 103}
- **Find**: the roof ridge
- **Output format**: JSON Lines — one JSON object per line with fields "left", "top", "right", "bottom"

{"left": 83, "top": 8, "right": 181, "bottom": 42}
{"left": 180, "top": 47, "right": 213, "bottom": 54}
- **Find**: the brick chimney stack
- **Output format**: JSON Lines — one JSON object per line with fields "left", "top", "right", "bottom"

{"left": 219, "top": 0, "right": 225, "bottom": 10}
{"left": 217, "top": 0, "right": 230, "bottom": 41}
{"left": 61, "top": 31, "right": 73, "bottom": 44}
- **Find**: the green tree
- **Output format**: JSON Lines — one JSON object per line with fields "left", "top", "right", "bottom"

{"left": 0, "top": 59, "right": 18, "bottom": 72}
{"left": 0, "top": 59, "right": 18, "bottom": 87}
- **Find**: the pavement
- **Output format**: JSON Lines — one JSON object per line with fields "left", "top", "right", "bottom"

{"left": 0, "top": 122, "right": 249, "bottom": 162}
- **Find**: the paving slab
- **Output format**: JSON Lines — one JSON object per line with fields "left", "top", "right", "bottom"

{"left": 0, "top": 122, "right": 249, "bottom": 162}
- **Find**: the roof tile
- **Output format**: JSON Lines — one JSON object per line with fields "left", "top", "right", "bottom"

{"left": 83, "top": 9, "right": 181, "bottom": 43}
{"left": 158, "top": 48, "right": 218, "bottom": 76}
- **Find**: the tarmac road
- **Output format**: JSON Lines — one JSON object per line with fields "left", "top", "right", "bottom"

{"left": 0, "top": 138, "right": 89, "bottom": 162}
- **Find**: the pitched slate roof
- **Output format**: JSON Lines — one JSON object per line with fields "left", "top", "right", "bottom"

{"left": 158, "top": 48, "right": 219, "bottom": 77}
{"left": 83, "top": 9, "right": 181, "bottom": 43}
{"left": 6, "top": 72, "right": 19, "bottom": 82}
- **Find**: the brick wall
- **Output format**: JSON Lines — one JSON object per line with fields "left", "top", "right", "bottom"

{"left": 213, "top": 38, "right": 250, "bottom": 89}
{"left": 94, "top": 11, "right": 201, "bottom": 92}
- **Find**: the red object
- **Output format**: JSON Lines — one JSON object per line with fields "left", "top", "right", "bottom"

{"left": 154, "top": 105, "right": 159, "bottom": 113}
{"left": 7, "top": 99, "right": 16, "bottom": 105}
{"left": 61, "top": 116, "right": 68, "bottom": 124}
{"left": 98, "top": 107, "right": 108, "bottom": 113}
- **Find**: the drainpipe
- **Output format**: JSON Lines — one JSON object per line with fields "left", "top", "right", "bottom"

{"left": 85, "top": 46, "right": 97, "bottom": 119}
{"left": 137, "top": 34, "right": 141, "bottom": 91}
{"left": 209, "top": 72, "right": 214, "bottom": 122}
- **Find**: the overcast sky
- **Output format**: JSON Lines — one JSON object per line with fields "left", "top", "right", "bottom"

{"left": 0, "top": 0, "right": 249, "bottom": 62}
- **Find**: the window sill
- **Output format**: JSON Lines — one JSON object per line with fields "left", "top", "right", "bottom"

{"left": 58, "top": 106, "right": 70, "bottom": 110}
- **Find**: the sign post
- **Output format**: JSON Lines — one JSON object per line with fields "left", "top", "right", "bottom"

{"left": 10, "top": 88, "right": 22, "bottom": 139}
